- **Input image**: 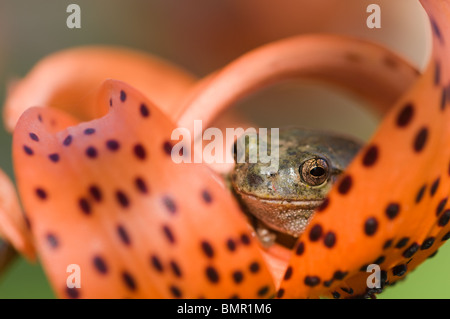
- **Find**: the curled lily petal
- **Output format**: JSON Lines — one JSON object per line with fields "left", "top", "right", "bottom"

{"left": 176, "top": 34, "right": 419, "bottom": 137}
{"left": 0, "top": 169, "right": 34, "bottom": 260}
{"left": 12, "top": 80, "right": 274, "bottom": 298}
{"left": 4, "top": 46, "right": 196, "bottom": 132}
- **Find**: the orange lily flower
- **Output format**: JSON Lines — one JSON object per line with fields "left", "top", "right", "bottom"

{"left": 0, "top": 0, "right": 449, "bottom": 298}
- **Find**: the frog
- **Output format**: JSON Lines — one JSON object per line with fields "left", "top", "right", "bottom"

{"left": 230, "top": 127, "right": 362, "bottom": 247}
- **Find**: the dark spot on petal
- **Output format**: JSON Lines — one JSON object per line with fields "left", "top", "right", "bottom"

{"left": 364, "top": 217, "right": 378, "bottom": 236}
{"left": 232, "top": 271, "right": 244, "bottom": 284}
{"left": 333, "top": 271, "right": 348, "bottom": 280}
{"left": 78, "top": 198, "right": 91, "bottom": 215}
{"left": 277, "top": 289, "right": 285, "bottom": 298}
{"left": 421, "top": 237, "right": 435, "bottom": 250}
{"left": 170, "top": 260, "right": 182, "bottom": 278}
{"left": 442, "top": 232, "right": 450, "bottom": 241}
{"left": 66, "top": 287, "right": 79, "bottom": 299}
{"left": 140, "top": 103, "right": 150, "bottom": 117}
{"left": 392, "top": 264, "right": 407, "bottom": 277}
{"left": 430, "top": 18, "right": 443, "bottom": 43}
{"left": 436, "top": 198, "right": 447, "bottom": 216}
{"left": 226, "top": 239, "right": 236, "bottom": 252}
{"left": 240, "top": 234, "right": 250, "bottom": 245}
{"left": 205, "top": 266, "right": 220, "bottom": 283}
{"left": 395, "top": 237, "right": 409, "bottom": 249}
{"left": 46, "top": 233, "right": 58, "bottom": 248}
{"left": 93, "top": 256, "right": 108, "bottom": 274}
{"left": 86, "top": 146, "right": 98, "bottom": 158}
{"left": 438, "top": 209, "right": 450, "bottom": 227}
{"left": 396, "top": 103, "right": 414, "bottom": 127}
{"left": 295, "top": 242, "right": 305, "bottom": 256}
{"left": 413, "top": 127, "right": 428, "bottom": 152}
{"left": 35, "top": 188, "right": 47, "bottom": 200}
{"left": 257, "top": 286, "right": 269, "bottom": 297}
{"left": 29, "top": 133, "right": 39, "bottom": 142}
{"left": 337, "top": 175, "right": 352, "bottom": 195}
{"left": 415, "top": 184, "right": 426, "bottom": 203}
{"left": 163, "top": 225, "right": 175, "bottom": 244}
{"left": 48, "top": 153, "right": 59, "bottom": 162}
{"left": 120, "top": 90, "right": 127, "bottom": 102}
{"left": 202, "top": 190, "right": 212, "bottom": 204}
{"left": 89, "top": 185, "right": 102, "bottom": 202}
{"left": 441, "top": 88, "right": 447, "bottom": 111}
{"left": 163, "top": 196, "right": 176, "bottom": 214}
{"left": 122, "top": 271, "right": 137, "bottom": 291}
{"left": 324, "top": 232, "right": 336, "bottom": 248}
{"left": 435, "top": 61, "right": 441, "bottom": 86}
{"left": 309, "top": 224, "right": 323, "bottom": 241}
{"left": 150, "top": 255, "right": 164, "bottom": 272}
{"left": 201, "top": 241, "right": 214, "bottom": 258}
{"left": 133, "top": 144, "right": 147, "bottom": 160}
{"left": 304, "top": 276, "right": 320, "bottom": 287}
{"left": 63, "top": 135, "right": 72, "bottom": 146}
{"left": 170, "top": 285, "right": 182, "bottom": 298}
{"left": 163, "top": 141, "right": 173, "bottom": 156}
{"left": 23, "top": 145, "right": 33, "bottom": 155}
{"left": 383, "top": 239, "right": 393, "bottom": 250}
{"left": 332, "top": 291, "right": 341, "bottom": 299}
{"left": 284, "top": 267, "right": 293, "bottom": 280}
{"left": 84, "top": 128, "right": 95, "bottom": 135}
{"left": 116, "top": 190, "right": 130, "bottom": 208}
{"left": 317, "top": 198, "right": 329, "bottom": 212}
{"left": 362, "top": 145, "right": 379, "bottom": 167}
{"left": 106, "top": 140, "right": 120, "bottom": 151}
{"left": 135, "top": 177, "right": 148, "bottom": 194}
{"left": 249, "top": 262, "right": 260, "bottom": 273}
{"left": 341, "top": 287, "right": 354, "bottom": 295}
{"left": 430, "top": 178, "right": 440, "bottom": 196}
{"left": 373, "top": 255, "right": 385, "bottom": 265}
{"left": 385, "top": 203, "right": 400, "bottom": 220}
{"left": 117, "top": 225, "right": 131, "bottom": 245}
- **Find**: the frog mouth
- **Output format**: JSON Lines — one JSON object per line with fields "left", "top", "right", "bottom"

{"left": 234, "top": 190, "right": 325, "bottom": 238}
{"left": 236, "top": 191, "right": 325, "bottom": 210}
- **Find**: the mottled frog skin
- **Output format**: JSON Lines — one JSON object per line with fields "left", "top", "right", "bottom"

{"left": 231, "top": 127, "right": 362, "bottom": 239}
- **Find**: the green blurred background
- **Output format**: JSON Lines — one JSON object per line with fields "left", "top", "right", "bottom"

{"left": 0, "top": 0, "right": 448, "bottom": 298}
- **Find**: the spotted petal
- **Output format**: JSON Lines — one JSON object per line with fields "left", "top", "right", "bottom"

{"left": 278, "top": 0, "right": 450, "bottom": 298}
{"left": 12, "top": 80, "right": 274, "bottom": 298}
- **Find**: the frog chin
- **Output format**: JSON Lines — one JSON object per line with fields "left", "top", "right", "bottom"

{"left": 235, "top": 191, "right": 324, "bottom": 237}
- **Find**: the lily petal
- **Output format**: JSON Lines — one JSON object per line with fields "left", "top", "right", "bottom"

{"left": 279, "top": 0, "right": 450, "bottom": 298}
{"left": 177, "top": 34, "right": 419, "bottom": 138}
{"left": 12, "top": 79, "right": 274, "bottom": 298}
{"left": 4, "top": 46, "right": 196, "bottom": 132}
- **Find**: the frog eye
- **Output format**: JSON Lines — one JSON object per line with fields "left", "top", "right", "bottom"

{"left": 300, "top": 158, "right": 329, "bottom": 186}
